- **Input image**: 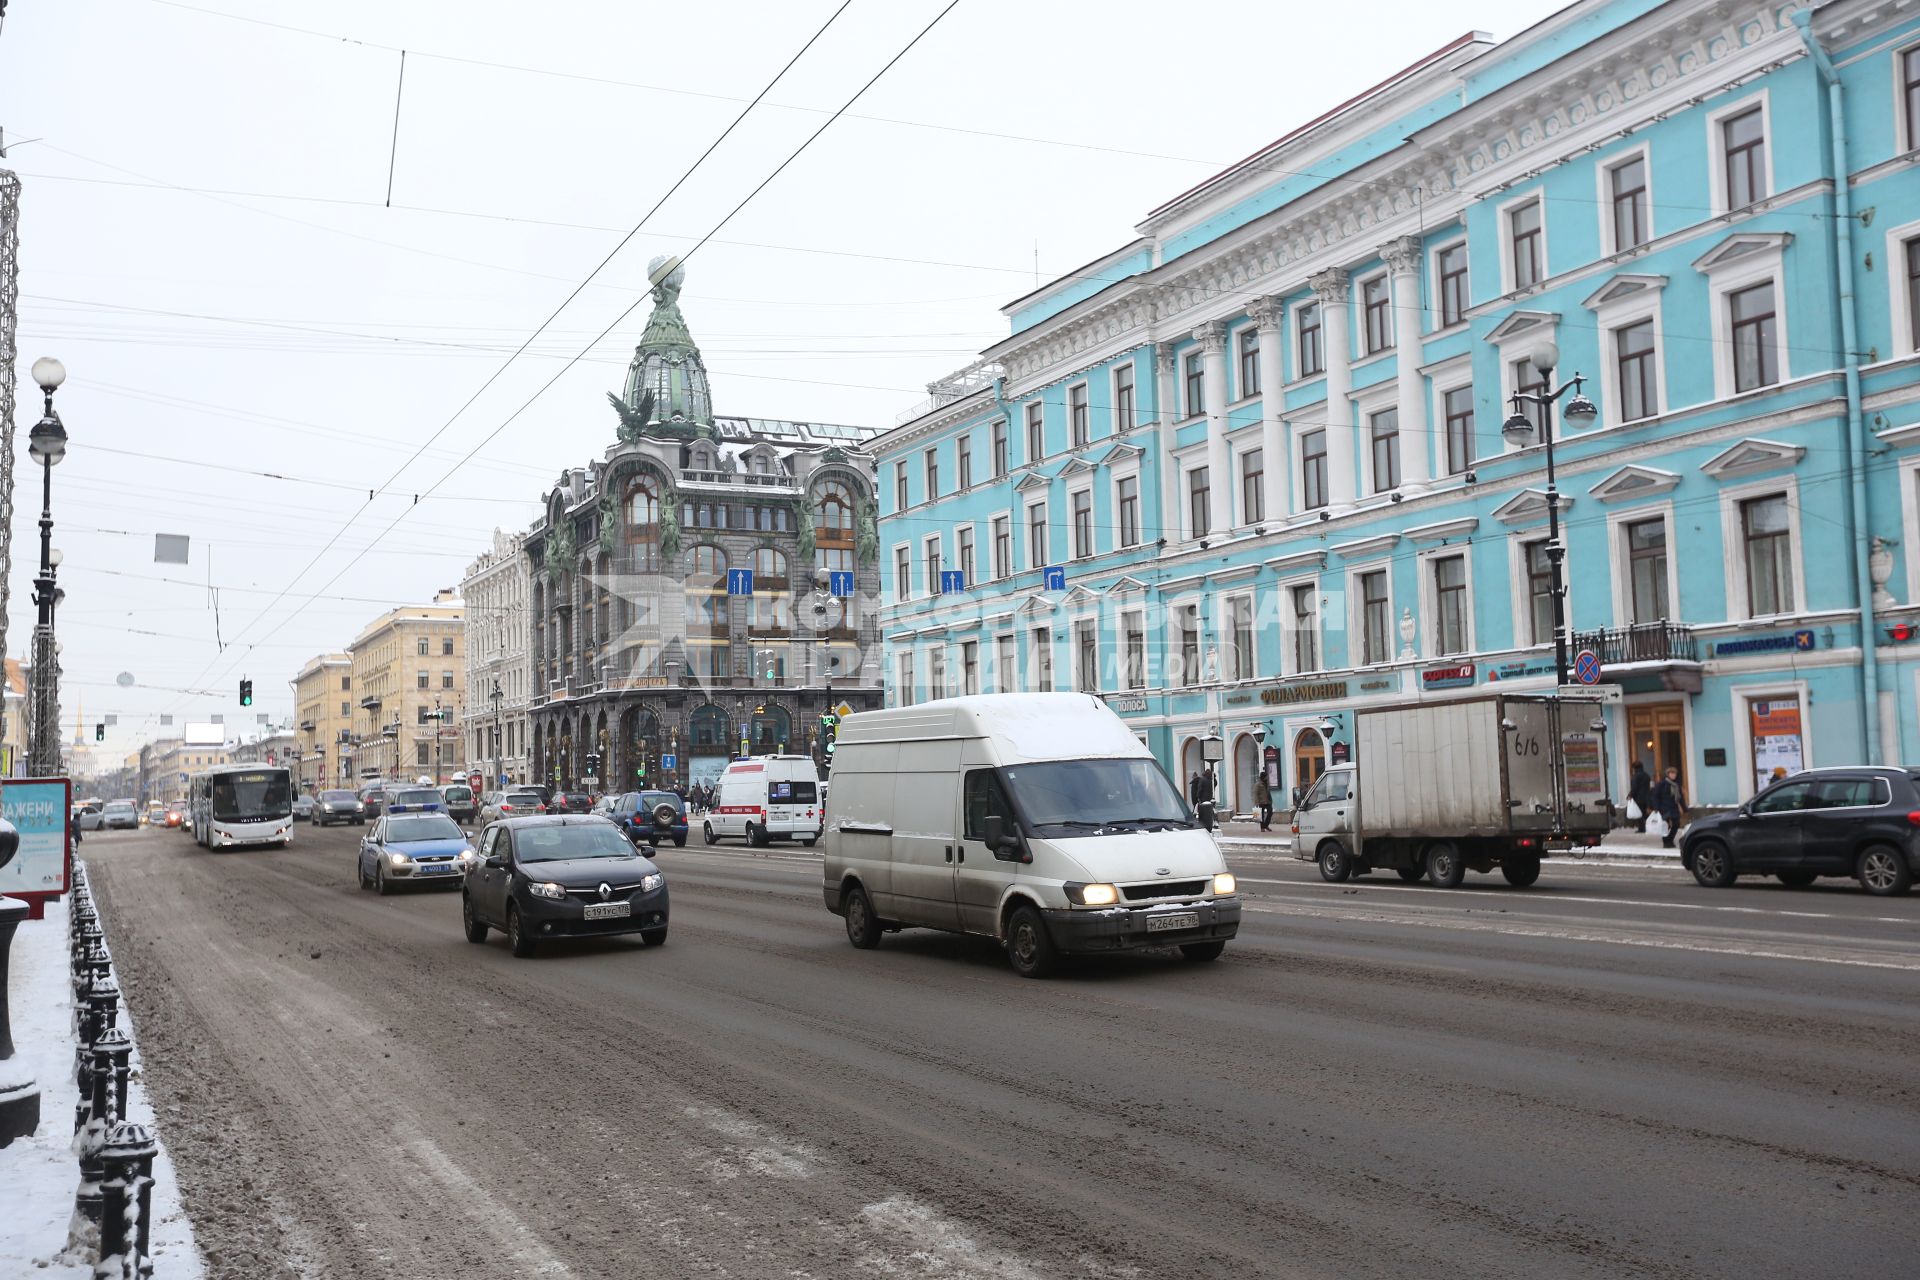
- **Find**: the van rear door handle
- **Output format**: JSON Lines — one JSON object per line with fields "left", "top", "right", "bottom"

{"left": 944, "top": 845, "right": 953, "bottom": 862}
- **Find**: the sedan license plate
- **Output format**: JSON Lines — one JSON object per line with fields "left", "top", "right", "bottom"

{"left": 419, "top": 863, "right": 454, "bottom": 875}
{"left": 1145, "top": 911, "right": 1199, "bottom": 933}
{"left": 582, "top": 901, "right": 631, "bottom": 921}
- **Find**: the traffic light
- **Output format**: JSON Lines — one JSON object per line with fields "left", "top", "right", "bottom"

{"left": 239, "top": 678, "right": 253, "bottom": 707}
{"left": 94, "top": 722, "right": 104, "bottom": 742}
{"left": 635, "top": 759, "right": 647, "bottom": 779}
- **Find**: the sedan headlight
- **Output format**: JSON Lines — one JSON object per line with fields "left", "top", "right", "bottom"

{"left": 1065, "top": 882, "right": 1120, "bottom": 906}
{"left": 528, "top": 880, "right": 567, "bottom": 900}
{"left": 1213, "top": 872, "right": 1237, "bottom": 896}
{"left": 641, "top": 872, "right": 663, "bottom": 892}
{"left": 388, "top": 851, "right": 410, "bottom": 869}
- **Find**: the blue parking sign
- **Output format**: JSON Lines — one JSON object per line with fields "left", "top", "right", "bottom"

{"left": 662, "top": 753, "right": 677, "bottom": 771}
{"left": 1043, "top": 565, "right": 1066, "bottom": 591}
{"left": 727, "top": 567, "right": 755, "bottom": 595}
{"left": 939, "top": 569, "right": 967, "bottom": 594}
{"left": 828, "top": 570, "right": 855, "bottom": 597}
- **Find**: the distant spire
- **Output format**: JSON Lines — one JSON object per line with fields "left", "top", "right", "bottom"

{"left": 618, "top": 255, "right": 712, "bottom": 436}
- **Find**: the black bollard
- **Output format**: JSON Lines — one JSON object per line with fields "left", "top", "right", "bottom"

{"left": 74, "top": 973, "right": 119, "bottom": 1085}
{"left": 75, "top": 1028, "right": 129, "bottom": 1136}
{"left": 94, "top": 1121, "right": 158, "bottom": 1280}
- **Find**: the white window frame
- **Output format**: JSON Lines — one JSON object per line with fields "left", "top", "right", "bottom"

{"left": 1073, "top": 614, "right": 1102, "bottom": 693}
{"left": 1506, "top": 533, "right": 1564, "bottom": 650}
{"left": 1290, "top": 405, "right": 1330, "bottom": 514}
{"left": 1232, "top": 323, "right": 1262, "bottom": 403}
{"left": 1707, "top": 89, "right": 1772, "bottom": 216}
{"left": 1416, "top": 546, "right": 1476, "bottom": 659}
{"left": 891, "top": 542, "right": 913, "bottom": 602}
{"left": 1025, "top": 499, "right": 1049, "bottom": 570}
{"left": 1719, "top": 474, "right": 1804, "bottom": 620}
{"left": 1586, "top": 281, "right": 1668, "bottom": 429}
{"left": 1596, "top": 143, "right": 1654, "bottom": 257}
{"left": 1491, "top": 317, "right": 1559, "bottom": 453}
{"left": 922, "top": 533, "right": 944, "bottom": 598}
{"left": 1895, "top": 42, "right": 1920, "bottom": 155}
{"left": 1352, "top": 381, "right": 1399, "bottom": 496}
{"left": 988, "top": 510, "right": 1014, "bottom": 582}
{"left": 1900, "top": 455, "right": 1920, "bottom": 605}
{"left": 1699, "top": 241, "right": 1790, "bottom": 401}
{"left": 1236, "top": 443, "right": 1266, "bottom": 527}
{"left": 1355, "top": 269, "right": 1394, "bottom": 357}
{"left": 1169, "top": 596, "right": 1204, "bottom": 689}
{"left": 1279, "top": 573, "right": 1322, "bottom": 676}
{"left": 1606, "top": 501, "right": 1677, "bottom": 627}
{"left": 1431, "top": 358, "right": 1476, "bottom": 478}
{"left": 953, "top": 521, "right": 977, "bottom": 587}
{"left": 1068, "top": 484, "right": 1095, "bottom": 560}
{"left": 1068, "top": 380, "right": 1091, "bottom": 448}
{"left": 1288, "top": 296, "right": 1324, "bottom": 385}
{"left": 896, "top": 649, "right": 916, "bottom": 707}
{"left": 1110, "top": 463, "right": 1142, "bottom": 550}
{"left": 1730, "top": 678, "right": 1812, "bottom": 802}
{"left": 1428, "top": 234, "right": 1470, "bottom": 333}
{"left": 1347, "top": 561, "right": 1397, "bottom": 667}
{"left": 1886, "top": 215, "right": 1920, "bottom": 356}
{"left": 1497, "top": 189, "right": 1549, "bottom": 295}
{"left": 1224, "top": 590, "right": 1258, "bottom": 682}
{"left": 1111, "top": 360, "right": 1138, "bottom": 435}
{"left": 1120, "top": 608, "right": 1148, "bottom": 690}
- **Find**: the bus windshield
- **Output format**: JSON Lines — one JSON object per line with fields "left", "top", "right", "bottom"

{"left": 210, "top": 771, "right": 293, "bottom": 823}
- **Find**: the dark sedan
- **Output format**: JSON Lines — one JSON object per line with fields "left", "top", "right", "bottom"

{"left": 609, "top": 790, "right": 688, "bottom": 847}
{"left": 312, "top": 789, "right": 364, "bottom": 826}
{"left": 460, "top": 816, "right": 667, "bottom": 957}
{"left": 1681, "top": 766, "right": 1920, "bottom": 895}
{"left": 550, "top": 791, "right": 596, "bottom": 815}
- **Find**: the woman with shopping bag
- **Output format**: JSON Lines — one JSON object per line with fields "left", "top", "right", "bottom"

{"left": 1649, "top": 766, "right": 1686, "bottom": 849}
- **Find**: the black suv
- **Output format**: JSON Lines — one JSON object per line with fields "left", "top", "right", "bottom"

{"left": 1681, "top": 766, "right": 1920, "bottom": 895}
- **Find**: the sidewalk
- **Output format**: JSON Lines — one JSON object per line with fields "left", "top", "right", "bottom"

{"left": 1209, "top": 816, "right": 1682, "bottom": 865}
{"left": 0, "top": 892, "right": 205, "bottom": 1278}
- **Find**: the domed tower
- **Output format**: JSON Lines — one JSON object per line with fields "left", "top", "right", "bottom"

{"left": 616, "top": 255, "right": 712, "bottom": 437}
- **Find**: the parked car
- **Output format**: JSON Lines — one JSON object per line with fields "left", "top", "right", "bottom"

{"left": 550, "top": 791, "right": 596, "bottom": 815}
{"left": 100, "top": 800, "right": 140, "bottom": 831}
{"left": 823, "top": 693, "right": 1239, "bottom": 978}
{"left": 460, "top": 815, "right": 667, "bottom": 957}
{"left": 479, "top": 789, "right": 548, "bottom": 828}
{"left": 610, "top": 790, "right": 688, "bottom": 847}
{"left": 312, "top": 789, "right": 364, "bottom": 826}
{"left": 704, "top": 757, "right": 824, "bottom": 847}
{"left": 291, "top": 795, "right": 316, "bottom": 821}
{"left": 384, "top": 787, "right": 445, "bottom": 815}
{"left": 1681, "top": 766, "right": 1920, "bottom": 896}
{"left": 357, "top": 786, "right": 387, "bottom": 820}
{"left": 356, "top": 813, "right": 476, "bottom": 895}
{"left": 439, "top": 783, "right": 477, "bottom": 823}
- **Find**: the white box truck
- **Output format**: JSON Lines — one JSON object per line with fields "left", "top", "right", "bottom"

{"left": 1291, "top": 694, "right": 1612, "bottom": 887}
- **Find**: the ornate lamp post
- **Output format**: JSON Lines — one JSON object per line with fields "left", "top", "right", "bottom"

{"left": 1501, "top": 341, "right": 1598, "bottom": 688}
{"left": 490, "top": 678, "right": 502, "bottom": 790}
{"left": 27, "top": 357, "right": 68, "bottom": 778}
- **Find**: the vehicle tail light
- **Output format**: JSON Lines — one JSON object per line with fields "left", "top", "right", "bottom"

{"left": 1906, "top": 811, "right": 1920, "bottom": 826}
{"left": 500, "top": 803, "right": 513, "bottom": 813}
{"left": 1518, "top": 837, "right": 1537, "bottom": 848}
{"left": 1290, "top": 824, "right": 1299, "bottom": 834}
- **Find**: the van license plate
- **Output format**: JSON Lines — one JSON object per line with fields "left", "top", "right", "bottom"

{"left": 583, "top": 902, "right": 630, "bottom": 921}
{"left": 1145, "top": 912, "right": 1199, "bottom": 933}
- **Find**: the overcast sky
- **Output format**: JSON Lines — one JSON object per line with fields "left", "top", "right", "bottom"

{"left": 1, "top": 0, "right": 1565, "bottom": 755}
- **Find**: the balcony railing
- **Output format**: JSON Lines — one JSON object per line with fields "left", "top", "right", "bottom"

{"left": 1570, "top": 622, "right": 1697, "bottom": 665}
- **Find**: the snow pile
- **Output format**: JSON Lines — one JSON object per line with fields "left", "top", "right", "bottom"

{"left": 0, "top": 894, "right": 205, "bottom": 1277}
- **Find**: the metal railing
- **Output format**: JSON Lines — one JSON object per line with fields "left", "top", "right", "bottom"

{"left": 1569, "top": 622, "right": 1697, "bottom": 665}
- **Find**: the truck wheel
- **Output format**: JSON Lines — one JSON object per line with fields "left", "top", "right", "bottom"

{"left": 1426, "top": 842, "right": 1466, "bottom": 888}
{"left": 1500, "top": 856, "right": 1542, "bottom": 887}
{"left": 1004, "top": 904, "right": 1059, "bottom": 979}
{"left": 1316, "top": 842, "right": 1352, "bottom": 882}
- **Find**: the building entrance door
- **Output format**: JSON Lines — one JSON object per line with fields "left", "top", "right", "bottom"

{"left": 1292, "top": 728, "right": 1326, "bottom": 804}
{"left": 1627, "top": 702, "right": 1687, "bottom": 783}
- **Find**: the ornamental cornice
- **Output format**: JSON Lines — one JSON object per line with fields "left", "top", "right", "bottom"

{"left": 981, "top": 0, "right": 1808, "bottom": 394}
{"left": 1248, "top": 296, "right": 1283, "bottom": 331}
{"left": 1380, "top": 234, "right": 1423, "bottom": 276}
{"left": 1192, "top": 320, "right": 1228, "bottom": 349}
{"left": 1308, "top": 267, "right": 1351, "bottom": 307}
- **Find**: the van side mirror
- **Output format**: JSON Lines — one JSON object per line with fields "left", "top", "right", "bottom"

{"left": 982, "top": 814, "right": 1026, "bottom": 863}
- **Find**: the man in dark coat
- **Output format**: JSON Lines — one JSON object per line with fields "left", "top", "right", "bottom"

{"left": 1628, "top": 761, "right": 1653, "bottom": 833}
{"left": 1650, "top": 766, "right": 1686, "bottom": 849}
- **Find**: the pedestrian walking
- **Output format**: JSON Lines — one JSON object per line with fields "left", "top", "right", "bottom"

{"left": 1253, "top": 774, "right": 1273, "bottom": 831}
{"left": 1650, "top": 765, "right": 1686, "bottom": 849}
{"left": 1190, "top": 768, "right": 1216, "bottom": 831}
{"left": 1628, "top": 760, "right": 1653, "bottom": 834}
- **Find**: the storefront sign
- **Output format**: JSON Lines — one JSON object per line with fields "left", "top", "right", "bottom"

{"left": 1715, "top": 629, "right": 1816, "bottom": 658}
{"left": 1103, "top": 693, "right": 1148, "bottom": 714}
{"left": 1329, "top": 740, "right": 1351, "bottom": 764}
{"left": 1421, "top": 663, "right": 1476, "bottom": 690}
{"left": 624, "top": 675, "right": 671, "bottom": 689}
{"left": 0, "top": 778, "right": 73, "bottom": 908}
{"left": 1487, "top": 660, "right": 1557, "bottom": 682}
{"left": 1749, "top": 697, "right": 1805, "bottom": 792}
{"left": 1262, "top": 745, "right": 1280, "bottom": 787}
{"left": 1222, "top": 691, "right": 1256, "bottom": 708}
{"left": 1259, "top": 681, "right": 1349, "bottom": 707}
{"left": 1357, "top": 678, "right": 1395, "bottom": 692}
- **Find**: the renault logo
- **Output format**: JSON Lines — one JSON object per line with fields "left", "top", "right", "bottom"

{"left": 597, "top": 882, "right": 612, "bottom": 901}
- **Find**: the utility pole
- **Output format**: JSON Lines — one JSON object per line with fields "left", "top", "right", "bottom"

{"left": 432, "top": 695, "right": 442, "bottom": 785}
{"left": 490, "top": 677, "right": 502, "bottom": 792}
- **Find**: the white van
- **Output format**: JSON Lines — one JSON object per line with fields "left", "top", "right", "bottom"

{"left": 822, "top": 693, "right": 1240, "bottom": 977}
{"left": 703, "top": 755, "right": 824, "bottom": 847}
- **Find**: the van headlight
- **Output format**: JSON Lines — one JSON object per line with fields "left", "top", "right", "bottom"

{"left": 1065, "top": 882, "right": 1120, "bottom": 906}
{"left": 528, "top": 881, "right": 567, "bottom": 900}
{"left": 1212, "top": 872, "right": 1237, "bottom": 896}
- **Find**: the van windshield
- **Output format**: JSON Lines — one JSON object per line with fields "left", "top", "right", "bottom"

{"left": 999, "top": 759, "right": 1192, "bottom": 836}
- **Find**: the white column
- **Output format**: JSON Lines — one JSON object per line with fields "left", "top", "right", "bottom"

{"left": 1195, "top": 320, "right": 1231, "bottom": 533}
{"left": 1156, "top": 342, "right": 1181, "bottom": 542}
{"left": 1382, "top": 236, "right": 1431, "bottom": 493}
{"left": 1251, "top": 297, "right": 1287, "bottom": 522}
{"left": 1310, "top": 267, "right": 1357, "bottom": 509}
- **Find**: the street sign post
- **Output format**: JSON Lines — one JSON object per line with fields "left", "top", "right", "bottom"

{"left": 1572, "top": 648, "right": 1602, "bottom": 685}
{"left": 662, "top": 753, "right": 677, "bottom": 772}
{"left": 1559, "top": 683, "right": 1624, "bottom": 703}
{"left": 939, "top": 569, "right": 967, "bottom": 594}
{"left": 1042, "top": 565, "right": 1066, "bottom": 591}
{"left": 727, "top": 568, "right": 755, "bottom": 596}
{"left": 827, "top": 570, "right": 855, "bottom": 597}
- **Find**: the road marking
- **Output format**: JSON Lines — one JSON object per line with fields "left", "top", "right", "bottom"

{"left": 856, "top": 1196, "right": 1053, "bottom": 1279}
{"left": 1235, "top": 877, "right": 1917, "bottom": 924}
{"left": 397, "top": 1128, "right": 573, "bottom": 1276}
{"left": 1241, "top": 901, "right": 1920, "bottom": 970}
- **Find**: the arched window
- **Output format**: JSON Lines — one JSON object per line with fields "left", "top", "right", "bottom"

{"left": 750, "top": 704, "right": 791, "bottom": 753}
{"left": 684, "top": 545, "right": 731, "bottom": 679}
{"left": 751, "top": 548, "right": 790, "bottom": 636}
{"left": 689, "top": 704, "right": 729, "bottom": 749}
{"left": 625, "top": 475, "right": 660, "bottom": 573}
{"left": 816, "top": 478, "right": 856, "bottom": 575}
{"left": 754, "top": 547, "right": 789, "bottom": 586}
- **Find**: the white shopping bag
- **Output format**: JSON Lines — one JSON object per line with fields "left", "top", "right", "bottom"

{"left": 1625, "top": 799, "right": 1643, "bottom": 822}
{"left": 1645, "top": 811, "right": 1668, "bottom": 840}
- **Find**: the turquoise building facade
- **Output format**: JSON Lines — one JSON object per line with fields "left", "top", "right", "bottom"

{"left": 873, "top": 0, "right": 1920, "bottom": 812}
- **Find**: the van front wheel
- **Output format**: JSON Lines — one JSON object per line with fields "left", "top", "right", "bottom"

{"left": 1004, "top": 904, "right": 1059, "bottom": 979}
{"left": 843, "top": 885, "right": 882, "bottom": 949}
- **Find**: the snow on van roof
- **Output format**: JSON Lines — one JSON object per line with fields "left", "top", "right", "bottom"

{"left": 838, "top": 693, "right": 1149, "bottom": 765}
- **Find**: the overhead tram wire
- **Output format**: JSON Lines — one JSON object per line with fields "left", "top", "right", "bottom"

{"left": 149, "top": 1, "right": 861, "bottom": 722}
{"left": 186, "top": 0, "right": 970, "bottom": 703}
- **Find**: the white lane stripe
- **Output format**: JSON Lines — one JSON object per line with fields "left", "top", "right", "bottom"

{"left": 1241, "top": 901, "right": 1920, "bottom": 970}
{"left": 1236, "top": 877, "right": 1917, "bottom": 924}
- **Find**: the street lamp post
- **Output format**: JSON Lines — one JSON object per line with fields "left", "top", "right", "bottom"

{"left": 1501, "top": 341, "right": 1599, "bottom": 688}
{"left": 490, "top": 678, "right": 502, "bottom": 791}
{"left": 26, "top": 358, "right": 68, "bottom": 779}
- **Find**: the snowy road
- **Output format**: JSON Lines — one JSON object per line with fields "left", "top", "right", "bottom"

{"left": 80, "top": 824, "right": 1920, "bottom": 1279}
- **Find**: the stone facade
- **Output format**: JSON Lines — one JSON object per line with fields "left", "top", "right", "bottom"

{"left": 524, "top": 260, "right": 886, "bottom": 791}
{"left": 461, "top": 528, "right": 534, "bottom": 787}
{"left": 291, "top": 653, "right": 353, "bottom": 791}
{"left": 344, "top": 592, "right": 465, "bottom": 784}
